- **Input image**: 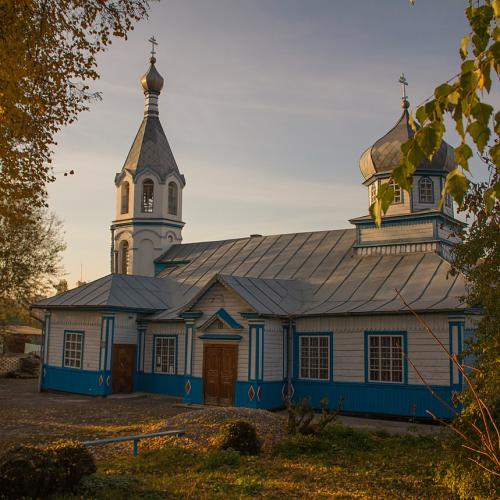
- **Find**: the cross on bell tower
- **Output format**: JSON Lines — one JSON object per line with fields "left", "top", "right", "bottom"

{"left": 148, "top": 36, "right": 158, "bottom": 59}
{"left": 398, "top": 73, "right": 409, "bottom": 109}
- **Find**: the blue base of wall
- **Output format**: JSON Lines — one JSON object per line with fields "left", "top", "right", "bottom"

{"left": 235, "top": 381, "right": 284, "bottom": 409}
{"left": 293, "top": 380, "right": 456, "bottom": 419}
{"left": 134, "top": 373, "right": 184, "bottom": 397}
{"left": 41, "top": 365, "right": 111, "bottom": 396}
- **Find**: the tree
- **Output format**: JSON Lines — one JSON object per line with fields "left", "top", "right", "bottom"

{"left": 0, "top": 208, "right": 66, "bottom": 316}
{"left": 371, "top": 2, "right": 500, "bottom": 496}
{"left": 54, "top": 279, "right": 68, "bottom": 295}
{"left": 371, "top": 0, "right": 499, "bottom": 223}
{"left": 0, "top": 0, "right": 152, "bottom": 229}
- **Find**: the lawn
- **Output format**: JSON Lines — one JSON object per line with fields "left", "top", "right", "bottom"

{"left": 64, "top": 425, "right": 453, "bottom": 499}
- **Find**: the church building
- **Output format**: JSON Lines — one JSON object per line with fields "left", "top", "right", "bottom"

{"left": 33, "top": 52, "right": 472, "bottom": 419}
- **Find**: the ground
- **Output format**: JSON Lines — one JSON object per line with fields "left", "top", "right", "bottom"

{"left": 0, "top": 379, "right": 454, "bottom": 499}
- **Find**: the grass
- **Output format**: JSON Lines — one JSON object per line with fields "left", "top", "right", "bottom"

{"left": 61, "top": 425, "right": 453, "bottom": 499}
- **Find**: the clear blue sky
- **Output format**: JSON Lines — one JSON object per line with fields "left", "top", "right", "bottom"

{"left": 49, "top": 0, "right": 475, "bottom": 286}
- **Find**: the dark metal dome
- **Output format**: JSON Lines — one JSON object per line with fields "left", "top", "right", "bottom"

{"left": 359, "top": 104, "right": 457, "bottom": 180}
{"left": 141, "top": 56, "right": 164, "bottom": 94}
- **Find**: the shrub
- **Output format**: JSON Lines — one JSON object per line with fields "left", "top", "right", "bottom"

{"left": 287, "top": 397, "right": 342, "bottom": 435}
{"left": 46, "top": 439, "right": 96, "bottom": 492}
{"left": 275, "top": 433, "right": 331, "bottom": 458}
{"left": 216, "top": 419, "right": 261, "bottom": 455}
{"left": 0, "top": 440, "right": 96, "bottom": 499}
{"left": 0, "top": 444, "right": 53, "bottom": 499}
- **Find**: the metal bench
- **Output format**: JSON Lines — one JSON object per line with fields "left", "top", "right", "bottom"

{"left": 83, "top": 429, "right": 185, "bottom": 456}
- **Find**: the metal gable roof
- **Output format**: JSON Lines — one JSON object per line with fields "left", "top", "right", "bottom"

{"left": 33, "top": 228, "right": 466, "bottom": 318}
{"left": 32, "top": 274, "right": 183, "bottom": 312}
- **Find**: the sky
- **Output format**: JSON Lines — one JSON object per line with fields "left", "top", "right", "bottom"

{"left": 48, "top": 0, "right": 476, "bottom": 287}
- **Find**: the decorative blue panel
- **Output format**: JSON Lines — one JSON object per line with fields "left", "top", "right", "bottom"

{"left": 42, "top": 365, "right": 111, "bottom": 396}
{"left": 134, "top": 373, "right": 184, "bottom": 396}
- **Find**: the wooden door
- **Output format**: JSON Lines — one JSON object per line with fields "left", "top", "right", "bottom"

{"left": 203, "top": 345, "right": 237, "bottom": 406}
{"left": 112, "top": 344, "right": 135, "bottom": 393}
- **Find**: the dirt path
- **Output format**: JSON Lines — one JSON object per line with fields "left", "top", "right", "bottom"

{"left": 0, "top": 378, "right": 190, "bottom": 449}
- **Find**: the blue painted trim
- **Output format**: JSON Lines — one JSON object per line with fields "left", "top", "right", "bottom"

{"left": 364, "top": 331, "right": 408, "bottom": 385}
{"left": 152, "top": 334, "right": 178, "bottom": 375}
{"left": 448, "top": 321, "right": 464, "bottom": 389}
{"left": 294, "top": 331, "right": 334, "bottom": 382}
{"left": 248, "top": 327, "right": 252, "bottom": 380}
{"left": 42, "top": 365, "right": 111, "bottom": 396}
{"left": 62, "top": 330, "right": 85, "bottom": 369}
{"left": 240, "top": 312, "right": 260, "bottom": 320}
{"left": 134, "top": 373, "right": 184, "bottom": 396}
{"left": 292, "top": 379, "right": 456, "bottom": 419}
{"left": 198, "top": 334, "right": 242, "bottom": 341}
{"left": 111, "top": 219, "right": 184, "bottom": 229}
{"left": 200, "top": 308, "right": 243, "bottom": 330}
{"left": 350, "top": 211, "right": 464, "bottom": 228}
{"left": 180, "top": 311, "right": 203, "bottom": 320}
{"left": 107, "top": 317, "right": 115, "bottom": 372}
{"left": 184, "top": 325, "right": 189, "bottom": 376}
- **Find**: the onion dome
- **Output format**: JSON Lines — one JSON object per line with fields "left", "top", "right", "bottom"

{"left": 359, "top": 100, "right": 457, "bottom": 180}
{"left": 141, "top": 56, "right": 164, "bottom": 94}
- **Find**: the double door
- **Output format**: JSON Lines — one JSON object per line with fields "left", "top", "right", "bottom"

{"left": 203, "top": 345, "right": 237, "bottom": 406}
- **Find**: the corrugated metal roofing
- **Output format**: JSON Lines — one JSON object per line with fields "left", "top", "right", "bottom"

{"left": 34, "top": 229, "right": 466, "bottom": 318}
{"left": 32, "top": 274, "right": 183, "bottom": 312}
{"left": 150, "top": 229, "right": 465, "bottom": 319}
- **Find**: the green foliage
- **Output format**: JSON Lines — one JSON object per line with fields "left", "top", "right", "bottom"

{"left": 199, "top": 449, "right": 241, "bottom": 471}
{"left": 437, "top": 433, "right": 500, "bottom": 499}
{"left": 373, "top": 0, "right": 499, "bottom": 224}
{"left": 276, "top": 425, "right": 376, "bottom": 459}
{"left": 216, "top": 419, "right": 261, "bottom": 455}
{"left": 0, "top": 439, "right": 95, "bottom": 499}
{"left": 72, "top": 474, "right": 143, "bottom": 500}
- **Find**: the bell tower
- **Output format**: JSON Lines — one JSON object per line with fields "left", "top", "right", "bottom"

{"left": 111, "top": 38, "right": 186, "bottom": 276}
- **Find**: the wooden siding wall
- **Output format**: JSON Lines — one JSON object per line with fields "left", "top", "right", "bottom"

{"left": 360, "top": 221, "right": 433, "bottom": 244}
{"left": 114, "top": 313, "right": 137, "bottom": 344}
{"left": 296, "top": 313, "right": 451, "bottom": 386}
{"left": 47, "top": 311, "right": 102, "bottom": 371}
{"left": 191, "top": 283, "right": 251, "bottom": 381}
{"left": 264, "top": 318, "right": 284, "bottom": 381}
{"left": 143, "top": 322, "right": 185, "bottom": 373}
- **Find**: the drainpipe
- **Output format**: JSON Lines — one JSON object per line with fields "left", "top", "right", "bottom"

{"left": 287, "top": 315, "right": 293, "bottom": 403}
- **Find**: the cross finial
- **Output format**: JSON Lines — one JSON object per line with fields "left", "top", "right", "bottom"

{"left": 148, "top": 36, "right": 158, "bottom": 58}
{"left": 398, "top": 73, "right": 409, "bottom": 108}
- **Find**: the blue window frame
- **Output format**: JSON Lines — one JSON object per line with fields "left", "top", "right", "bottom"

{"left": 364, "top": 331, "right": 407, "bottom": 384}
{"left": 295, "top": 332, "right": 333, "bottom": 382}
{"left": 63, "top": 330, "right": 84, "bottom": 369}
{"left": 153, "top": 335, "right": 177, "bottom": 374}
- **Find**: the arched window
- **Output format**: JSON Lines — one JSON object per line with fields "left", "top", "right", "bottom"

{"left": 120, "top": 182, "right": 130, "bottom": 214}
{"left": 389, "top": 179, "right": 402, "bottom": 204}
{"left": 142, "top": 179, "right": 154, "bottom": 213}
{"left": 120, "top": 241, "right": 129, "bottom": 274}
{"left": 418, "top": 177, "right": 434, "bottom": 204}
{"left": 168, "top": 182, "right": 178, "bottom": 215}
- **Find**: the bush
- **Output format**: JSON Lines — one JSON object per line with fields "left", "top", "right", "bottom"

{"left": 0, "top": 440, "right": 96, "bottom": 499}
{"left": 46, "top": 440, "right": 96, "bottom": 492}
{"left": 286, "top": 397, "right": 342, "bottom": 435}
{"left": 216, "top": 419, "right": 261, "bottom": 455}
{"left": 0, "top": 444, "right": 53, "bottom": 499}
{"left": 275, "top": 433, "right": 331, "bottom": 458}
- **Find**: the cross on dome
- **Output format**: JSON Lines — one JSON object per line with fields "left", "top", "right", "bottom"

{"left": 398, "top": 73, "right": 409, "bottom": 109}
{"left": 148, "top": 36, "right": 158, "bottom": 59}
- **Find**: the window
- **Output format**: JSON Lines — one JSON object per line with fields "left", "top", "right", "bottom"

{"left": 142, "top": 179, "right": 154, "bottom": 213}
{"left": 369, "top": 182, "right": 378, "bottom": 206}
{"left": 63, "top": 331, "right": 83, "bottom": 369}
{"left": 418, "top": 177, "right": 434, "bottom": 204}
{"left": 445, "top": 192, "right": 452, "bottom": 209}
{"left": 368, "top": 335, "right": 403, "bottom": 383}
{"left": 120, "top": 241, "right": 129, "bottom": 275}
{"left": 154, "top": 337, "right": 176, "bottom": 374}
{"left": 299, "top": 336, "right": 329, "bottom": 380}
{"left": 389, "top": 179, "right": 402, "bottom": 204}
{"left": 120, "top": 182, "right": 130, "bottom": 214}
{"left": 168, "top": 182, "right": 178, "bottom": 215}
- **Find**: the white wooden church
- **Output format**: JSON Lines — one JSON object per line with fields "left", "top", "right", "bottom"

{"left": 34, "top": 52, "right": 472, "bottom": 419}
